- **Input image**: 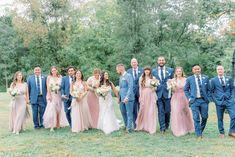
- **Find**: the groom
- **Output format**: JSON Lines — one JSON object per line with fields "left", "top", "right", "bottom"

{"left": 152, "top": 56, "right": 174, "bottom": 133}
{"left": 27, "top": 65, "right": 47, "bottom": 129}
{"left": 116, "top": 64, "right": 134, "bottom": 133}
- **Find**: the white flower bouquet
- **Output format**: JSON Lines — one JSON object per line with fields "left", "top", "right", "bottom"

{"left": 167, "top": 79, "right": 177, "bottom": 90}
{"left": 150, "top": 79, "right": 160, "bottom": 90}
{"left": 50, "top": 83, "right": 60, "bottom": 94}
{"left": 96, "top": 85, "right": 110, "bottom": 99}
{"left": 7, "top": 88, "right": 21, "bottom": 97}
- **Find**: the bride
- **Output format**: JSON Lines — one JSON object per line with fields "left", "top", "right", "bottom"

{"left": 96, "top": 71, "right": 120, "bottom": 134}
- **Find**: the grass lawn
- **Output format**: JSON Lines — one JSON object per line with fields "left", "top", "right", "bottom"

{"left": 0, "top": 92, "right": 234, "bottom": 157}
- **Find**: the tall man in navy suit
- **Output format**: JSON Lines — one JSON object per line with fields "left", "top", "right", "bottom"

{"left": 210, "top": 65, "right": 235, "bottom": 138}
{"left": 61, "top": 66, "right": 75, "bottom": 127}
{"left": 116, "top": 64, "right": 134, "bottom": 133}
{"left": 28, "top": 65, "right": 47, "bottom": 129}
{"left": 152, "top": 56, "right": 174, "bottom": 133}
{"left": 127, "top": 58, "right": 143, "bottom": 128}
{"left": 184, "top": 64, "right": 210, "bottom": 139}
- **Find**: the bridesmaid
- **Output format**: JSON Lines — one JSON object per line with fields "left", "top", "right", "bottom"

{"left": 170, "top": 67, "right": 194, "bottom": 137}
{"left": 9, "top": 71, "right": 29, "bottom": 135}
{"left": 70, "top": 70, "right": 93, "bottom": 133}
{"left": 136, "top": 67, "right": 158, "bottom": 134}
{"left": 43, "top": 66, "right": 68, "bottom": 131}
{"left": 87, "top": 68, "right": 100, "bottom": 128}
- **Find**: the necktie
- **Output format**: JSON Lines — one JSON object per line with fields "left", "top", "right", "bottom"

{"left": 134, "top": 69, "right": 137, "bottom": 81}
{"left": 160, "top": 67, "right": 164, "bottom": 81}
{"left": 220, "top": 77, "right": 225, "bottom": 87}
{"left": 197, "top": 75, "right": 203, "bottom": 97}
{"left": 36, "top": 76, "right": 41, "bottom": 95}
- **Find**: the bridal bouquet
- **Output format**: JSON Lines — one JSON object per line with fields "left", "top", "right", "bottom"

{"left": 167, "top": 79, "right": 177, "bottom": 90}
{"left": 92, "top": 80, "right": 99, "bottom": 88}
{"left": 71, "top": 88, "right": 84, "bottom": 99}
{"left": 49, "top": 83, "right": 60, "bottom": 94}
{"left": 150, "top": 79, "right": 160, "bottom": 90}
{"left": 96, "top": 85, "right": 110, "bottom": 99}
{"left": 8, "top": 88, "right": 21, "bottom": 97}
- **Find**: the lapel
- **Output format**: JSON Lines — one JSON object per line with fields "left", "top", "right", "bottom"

{"left": 32, "top": 75, "right": 36, "bottom": 88}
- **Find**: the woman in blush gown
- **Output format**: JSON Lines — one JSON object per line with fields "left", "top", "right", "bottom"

{"left": 97, "top": 71, "right": 120, "bottom": 134}
{"left": 70, "top": 70, "right": 93, "bottom": 133}
{"left": 9, "top": 71, "right": 30, "bottom": 135}
{"left": 170, "top": 67, "right": 194, "bottom": 137}
{"left": 135, "top": 67, "right": 158, "bottom": 134}
{"left": 43, "top": 66, "right": 68, "bottom": 132}
{"left": 87, "top": 68, "right": 100, "bottom": 128}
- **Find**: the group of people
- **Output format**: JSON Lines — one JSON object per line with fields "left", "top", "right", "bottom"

{"left": 7, "top": 56, "right": 235, "bottom": 139}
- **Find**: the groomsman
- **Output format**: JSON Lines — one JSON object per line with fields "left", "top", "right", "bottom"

{"left": 184, "top": 64, "right": 210, "bottom": 139}
{"left": 28, "top": 65, "right": 47, "bottom": 129}
{"left": 152, "top": 56, "right": 174, "bottom": 133}
{"left": 210, "top": 65, "right": 235, "bottom": 138}
{"left": 127, "top": 58, "right": 143, "bottom": 128}
{"left": 61, "top": 66, "right": 75, "bottom": 127}
{"left": 116, "top": 64, "right": 134, "bottom": 133}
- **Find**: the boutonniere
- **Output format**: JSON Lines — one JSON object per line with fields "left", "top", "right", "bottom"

{"left": 122, "top": 78, "right": 126, "bottom": 81}
{"left": 138, "top": 71, "right": 141, "bottom": 73}
{"left": 202, "top": 77, "right": 205, "bottom": 80}
{"left": 226, "top": 78, "right": 229, "bottom": 81}
{"left": 41, "top": 76, "right": 45, "bottom": 79}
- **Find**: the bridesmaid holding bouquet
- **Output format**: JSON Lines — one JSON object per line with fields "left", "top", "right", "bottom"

{"left": 87, "top": 68, "right": 101, "bottom": 128}
{"left": 8, "top": 71, "right": 30, "bottom": 135}
{"left": 170, "top": 67, "right": 194, "bottom": 137}
{"left": 70, "top": 70, "right": 93, "bottom": 133}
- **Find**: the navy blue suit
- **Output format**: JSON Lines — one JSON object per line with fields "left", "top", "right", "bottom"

{"left": 184, "top": 75, "right": 210, "bottom": 137}
{"left": 127, "top": 67, "right": 143, "bottom": 128}
{"left": 61, "top": 76, "right": 72, "bottom": 127}
{"left": 27, "top": 75, "right": 47, "bottom": 128}
{"left": 152, "top": 66, "right": 174, "bottom": 131}
{"left": 210, "top": 76, "right": 235, "bottom": 134}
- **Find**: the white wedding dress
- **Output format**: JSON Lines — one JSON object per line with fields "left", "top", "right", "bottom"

{"left": 97, "top": 86, "right": 120, "bottom": 134}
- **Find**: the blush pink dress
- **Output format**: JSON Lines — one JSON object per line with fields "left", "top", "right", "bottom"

{"left": 43, "top": 76, "right": 69, "bottom": 129}
{"left": 87, "top": 76, "right": 100, "bottom": 128}
{"left": 9, "top": 83, "right": 28, "bottom": 133}
{"left": 71, "top": 82, "right": 93, "bottom": 133}
{"left": 136, "top": 77, "right": 158, "bottom": 134}
{"left": 170, "top": 78, "right": 194, "bottom": 137}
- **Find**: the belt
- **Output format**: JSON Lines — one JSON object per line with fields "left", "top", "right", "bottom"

{"left": 38, "top": 94, "right": 43, "bottom": 97}
{"left": 196, "top": 97, "right": 204, "bottom": 99}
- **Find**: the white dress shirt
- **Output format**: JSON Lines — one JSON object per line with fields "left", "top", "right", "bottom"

{"left": 132, "top": 67, "right": 138, "bottom": 80}
{"left": 194, "top": 74, "right": 202, "bottom": 98}
{"left": 158, "top": 66, "right": 166, "bottom": 80}
{"left": 35, "top": 75, "right": 43, "bottom": 95}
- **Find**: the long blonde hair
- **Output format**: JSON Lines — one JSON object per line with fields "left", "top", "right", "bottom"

{"left": 174, "top": 67, "right": 186, "bottom": 79}
{"left": 11, "top": 71, "right": 24, "bottom": 88}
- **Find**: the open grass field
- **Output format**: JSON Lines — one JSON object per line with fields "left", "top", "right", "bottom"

{"left": 0, "top": 92, "right": 235, "bottom": 157}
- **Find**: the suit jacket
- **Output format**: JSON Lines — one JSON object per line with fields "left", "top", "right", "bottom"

{"left": 119, "top": 72, "right": 134, "bottom": 102}
{"left": 184, "top": 75, "right": 210, "bottom": 104}
{"left": 127, "top": 67, "right": 143, "bottom": 97}
{"left": 61, "top": 76, "right": 72, "bottom": 102}
{"left": 27, "top": 75, "right": 47, "bottom": 105}
{"left": 152, "top": 66, "right": 174, "bottom": 98}
{"left": 210, "top": 76, "right": 234, "bottom": 106}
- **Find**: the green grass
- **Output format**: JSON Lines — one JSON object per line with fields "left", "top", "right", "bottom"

{"left": 0, "top": 93, "right": 235, "bottom": 157}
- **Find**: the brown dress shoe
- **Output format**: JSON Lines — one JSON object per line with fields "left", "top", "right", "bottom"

{"left": 228, "top": 133, "right": 235, "bottom": 138}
